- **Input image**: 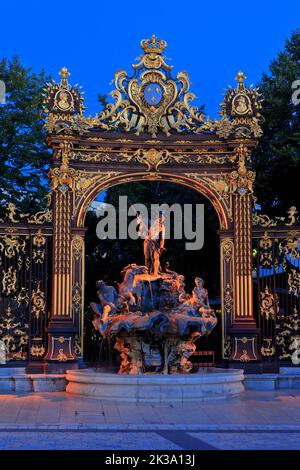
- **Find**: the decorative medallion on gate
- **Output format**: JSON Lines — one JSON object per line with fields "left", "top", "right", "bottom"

{"left": 91, "top": 34, "right": 205, "bottom": 137}
{"left": 217, "top": 71, "right": 262, "bottom": 138}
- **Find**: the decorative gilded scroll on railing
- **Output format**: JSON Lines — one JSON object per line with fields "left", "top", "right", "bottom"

{"left": 0, "top": 229, "right": 52, "bottom": 362}
{"left": 0, "top": 202, "right": 52, "bottom": 225}
{"left": 253, "top": 206, "right": 299, "bottom": 228}
{"left": 253, "top": 227, "right": 300, "bottom": 363}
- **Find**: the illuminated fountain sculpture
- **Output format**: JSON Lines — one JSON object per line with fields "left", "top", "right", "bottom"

{"left": 90, "top": 215, "right": 217, "bottom": 374}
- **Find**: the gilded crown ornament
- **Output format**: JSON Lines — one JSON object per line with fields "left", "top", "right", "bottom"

{"left": 140, "top": 34, "right": 167, "bottom": 54}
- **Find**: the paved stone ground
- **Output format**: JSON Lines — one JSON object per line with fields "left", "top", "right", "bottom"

{"left": 0, "top": 390, "right": 299, "bottom": 449}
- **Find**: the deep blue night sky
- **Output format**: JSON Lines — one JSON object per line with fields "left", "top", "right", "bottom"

{"left": 1, "top": 0, "right": 299, "bottom": 118}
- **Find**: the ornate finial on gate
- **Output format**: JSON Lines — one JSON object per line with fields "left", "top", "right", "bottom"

{"left": 235, "top": 71, "right": 246, "bottom": 83}
{"left": 217, "top": 70, "right": 262, "bottom": 138}
{"left": 59, "top": 67, "right": 71, "bottom": 88}
{"left": 140, "top": 34, "right": 167, "bottom": 55}
{"left": 234, "top": 71, "right": 247, "bottom": 92}
{"left": 43, "top": 67, "right": 86, "bottom": 134}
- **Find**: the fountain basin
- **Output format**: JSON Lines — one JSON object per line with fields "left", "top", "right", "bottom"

{"left": 66, "top": 368, "right": 244, "bottom": 402}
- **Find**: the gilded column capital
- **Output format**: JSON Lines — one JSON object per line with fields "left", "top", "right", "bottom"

{"left": 229, "top": 147, "right": 255, "bottom": 196}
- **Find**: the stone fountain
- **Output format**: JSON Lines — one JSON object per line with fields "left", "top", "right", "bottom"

{"left": 90, "top": 214, "right": 217, "bottom": 374}
{"left": 66, "top": 215, "right": 245, "bottom": 401}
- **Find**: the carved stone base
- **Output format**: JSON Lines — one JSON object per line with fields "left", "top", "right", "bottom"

{"left": 114, "top": 333, "right": 199, "bottom": 375}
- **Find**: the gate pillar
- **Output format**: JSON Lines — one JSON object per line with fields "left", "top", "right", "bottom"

{"left": 229, "top": 166, "right": 260, "bottom": 364}
{"left": 44, "top": 146, "right": 78, "bottom": 370}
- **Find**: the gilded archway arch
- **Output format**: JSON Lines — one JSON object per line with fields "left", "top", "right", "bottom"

{"left": 71, "top": 169, "right": 231, "bottom": 362}
{"left": 74, "top": 171, "right": 231, "bottom": 231}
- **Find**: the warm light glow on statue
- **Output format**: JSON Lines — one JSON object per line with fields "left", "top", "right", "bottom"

{"left": 143, "top": 214, "right": 165, "bottom": 276}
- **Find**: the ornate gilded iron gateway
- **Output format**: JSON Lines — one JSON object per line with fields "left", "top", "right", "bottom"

{"left": 2, "top": 34, "right": 300, "bottom": 372}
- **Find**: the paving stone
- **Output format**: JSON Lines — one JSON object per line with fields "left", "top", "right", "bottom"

{"left": 0, "top": 390, "right": 299, "bottom": 430}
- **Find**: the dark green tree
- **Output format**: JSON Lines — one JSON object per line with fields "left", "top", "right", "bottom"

{"left": 252, "top": 29, "right": 300, "bottom": 215}
{"left": 98, "top": 93, "right": 109, "bottom": 110}
{"left": 0, "top": 56, "right": 51, "bottom": 214}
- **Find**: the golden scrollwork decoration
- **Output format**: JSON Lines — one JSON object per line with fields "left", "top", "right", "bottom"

{"left": 261, "top": 338, "right": 276, "bottom": 357}
{"left": 276, "top": 307, "right": 300, "bottom": 361}
{"left": 72, "top": 282, "right": 81, "bottom": 310}
{"left": 15, "top": 287, "right": 30, "bottom": 306}
{"left": 229, "top": 146, "right": 255, "bottom": 196}
{"left": 288, "top": 269, "right": 300, "bottom": 297}
{"left": 33, "top": 230, "right": 46, "bottom": 248}
{"left": 27, "top": 209, "right": 52, "bottom": 224}
{"left": 69, "top": 147, "right": 241, "bottom": 167}
{"left": 72, "top": 236, "right": 84, "bottom": 261}
{"left": 222, "top": 240, "right": 233, "bottom": 263}
{"left": 49, "top": 150, "right": 76, "bottom": 193}
{"left": 30, "top": 343, "right": 46, "bottom": 358}
{"left": 0, "top": 306, "right": 28, "bottom": 361}
{"left": 224, "top": 283, "right": 233, "bottom": 315}
{"left": 6, "top": 203, "right": 20, "bottom": 223}
{"left": 259, "top": 286, "right": 278, "bottom": 320}
{"left": 31, "top": 283, "right": 46, "bottom": 319}
{"left": 73, "top": 171, "right": 121, "bottom": 219}
{"left": 0, "top": 235, "right": 26, "bottom": 258}
{"left": 74, "top": 334, "right": 82, "bottom": 357}
{"left": 130, "top": 148, "right": 184, "bottom": 171}
{"left": 32, "top": 229, "right": 47, "bottom": 264}
{"left": 253, "top": 206, "right": 299, "bottom": 228}
{"left": 259, "top": 232, "right": 273, "bottom": 268}
{"left": 223, "top": 336, "right": 232, "bottom": 358}
{"left": 57, "top": 348, "right": 68, "bottom": 362}
{"left": 2, "top": 267, "right": 17, "bottom": 296}
{"left": 279, "top": 234, "right": 300, "bottom": 259}
{"left": 0, "top": 203, "right": 52, "bottom": 225}
{"left": 240, "top": 349, "right": 250, "bottom": 362}
{"left": 184, "top": 172, "right": 232, "bottom": 225}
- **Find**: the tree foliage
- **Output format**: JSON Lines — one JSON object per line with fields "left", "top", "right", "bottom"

{"left": 252, "top": 29, "right": 300, "bottom": 215}
{"left": 0, "top": 56, "right": 51, "bottom": 214}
